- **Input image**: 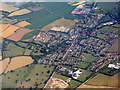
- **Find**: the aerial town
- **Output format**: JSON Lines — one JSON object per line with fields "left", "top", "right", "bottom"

{"left": 0, "top": 1, "right": 119, "bottom": 89}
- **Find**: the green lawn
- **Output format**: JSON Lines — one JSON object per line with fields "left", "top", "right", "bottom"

{"left": 82, "top": 53, "right": 97, "bottom": 63}
{"left": 76, "top": 62, "right": 89, "bottom": 69}
{"left": 3, "top": 44, "right": 25, "bottom": 58}
{"left": 96, "top": 34, "right": 106, "bottom": 39}
{"left": 99, "top": 26, "right": 117, "bottom": 32}
{"left": 77, "top": 70, "right": 92, "bottom": 82}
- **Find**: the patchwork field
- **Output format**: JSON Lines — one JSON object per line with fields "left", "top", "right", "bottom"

{"left": 3, "top": 44, "right": 25, "bottom": 58}
{"left": 96, "top": 34, "right": 106, "bottom": 39}
{"left": 7, "top": 28, "right": 32, "bottom": 41}
{"left": 0, "top": 3, "right": 19, "bottom": 12}
{"left": 27, "top": 7, "right": 44, "bottom": 11}
{"left": 8, "top": 9, "right": 31, "bottom": 17}
{"left": 85, "top": 73, "right": 119, "bottom": 88}
{"left": 5, "top": 56, "right": 34, "bottom": 73}
{"left": 2, "top": 64, "right": 35, "bottom": 88}
{"left": 15, "top": 21, "right": 31, "bottom": 27}
{"left": 1, "top": 18, "right": 18, "bottom": 24}
{"left": 0, "top": 24, "right": 10, "bottom": 32}
{"left": 0, "top": 58, "right": 10, "bottom": 74}
{"left": 41, "top": 18, "right": 77, "bottom": 31}
{"left": 0, "top": 25, "right": 20, "bottom": 38}
{"left": 16, "top": 64, "right": 55, "bottom": 88}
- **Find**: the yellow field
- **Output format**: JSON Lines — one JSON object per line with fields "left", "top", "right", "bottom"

{"left": 0, "top": 24, "right": 10, "bottom": 32}
{"left": 0, "top": 58, "right": 10, "bottom": 74}
{"left": 8, "top": 9, "right": 31, "bottom": 17}
{"left": 72, "top": 1, "right": 86, "bottom": 6}
{"left": 79, "top": 73, "right": 119, "bottom": 88}
{"left": 5, "top": 56, "right": 34, "bottom": 73}
{"left": 0, "top": 3, "right": 19, "bottom": 12}
{"left": 15, "top": 21, "right": 31, "bottom": 27}
{"left": 0, "top": 25, "right": 20, "bottom": 38}
{"left": 41, "top": 18, "right": 77, "bottom": 31}
{"left": 79, "top": 84, "right": 114, "bottom": 88}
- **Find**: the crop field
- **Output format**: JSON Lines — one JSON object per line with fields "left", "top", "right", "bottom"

{"left": 7, "top": 28, "right": 32, "bottom": 41}
{"left": 1, "top": 18, "right": 18, "bottom": 24}
{"left": 14, "top": 2, "right": 77, "bottom": 29}
{"left": 0, "top": 3, "right": 19, "bottom": 13}
{"left": 77, "top": 70, "right": 92, "bottom": 82}
{"left": 15, "top": 21, "right": 31, "bottom": 27}
{"left": 0, "top": 25, "right": 20, "bottom": 38}
{"left": 8, "top": 9, "right": 31, "bottom": 17}
{"left": 86, "top": 73, "right": 119, "bottom": 87}
{"left": 4, "top": 56, "right": 34, "bottom": 73}
{"left": 82, "top": 53, "right": 97, "bottom": 63}
{"left": 0, "top": 24, "right": 10, "bottom": 32}
{"left": 0, "top": 58, "right": 10, "bottom": 74}
{"left": 27, "top": 7, "right": 44, "bottom": 11}
{"left": 3, "top": 44, "right": 25, "bottom": 58}
{"left": 16, "top": 64, "right": 55, "bottom": 88}
{"left": 53, "top": 73, "right": 69, "bottom": 81}
{"left": 41, "top": 18, "right": 77, "bottom": 31}
{"left": 2, "top": 64, "right": 35, "bottom": 88}
{"left": 69, "top": 80, "right": 82, "bottom": 88}
{"left": 96, "top": 34, "right": 106, "bottom": 39}
{"left": 108, "top": 38, "right": 119, "bottom": 52}
{"left": 99, "top": 26, "right": 117, "bottom": 32}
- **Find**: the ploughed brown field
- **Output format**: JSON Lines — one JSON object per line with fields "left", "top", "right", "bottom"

{"left": 7, "top": 28, "right": 32, "bottom": 41}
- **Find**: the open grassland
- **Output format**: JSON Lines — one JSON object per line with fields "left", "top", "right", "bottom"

{"left": 14, "top": 2, "right": 77, "bottom": 29}
{"left": 41, "top": 18, "right": 77, "bottom": 31}
{"left": 108, "top": 38, "right": 119, "bottom": 52}
{"left": 82, "top": 53, "right": 97, "bottom": 63}
{"left": 5, "top": 56, "right": 34, "bottom": 73}
{"left": 2, "top": 64, "right": 35, "bottom": 88}
{"left": 15, "top": 21, "right": 31, "bottom": 27}
{"left": 96, "top": 34, "right": 106, "bottom": 39}
{"left": 8, "top": 9, "right": 31, "bottom": 17}
{"left": 16, "top": 64, "right": 55, "bottom": 88}
{"left": 85, "top": 73, "right": 119, "bottom": 88}
{"left": 0, "top": 24, "right": 10, "bottom": 32}
{"left": 3, "top": 44, "right": 25, "bottom": 58}
{"left": 77, "top": 70, "right": 92, "bottom": 82}
{"left": 0, "top": 58, "right": 10, "bottom": 74}
{"left": 0, "top": 25, "right": 20, "bottom": 38}
{"left": 99, "top": 26, "right": 117, "bottom": 32}
{"left": 0, "top": 3, "right": 19, "bottom": 13}
{"left": 7, "top": 28, "right": 32, "bottom": 41}
{"left": 69, "top": 80, "right": 82, "bottom": 88}
{"left": 0, "top": 18, "right": 18, "bottom": 24}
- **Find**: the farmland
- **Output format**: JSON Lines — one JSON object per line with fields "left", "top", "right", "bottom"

{"left": 0, "top": 24, "right": 10, "bottom": 32}
{"left": 85, "top": 73, "right": 119, "bottom": 87}
{"left": 1, "top": 18, "right": 18, "bottom": 24}
{"left": 7, "top": 28, "right": 32, "bottom": 41}
{"left": 15, "top": 21, "right": 31, "bottom": 27}
{"left": 16, "top": 64, "right": 55, "bottom": 88}
{"left": 96, "top": 34, "right": 106, "bottom": 39}
{"left": 0, "top": 3, "right": 19, "bottom": 13}
{"left": 75, "top": 62, "right": 89, "bottom": 69}
{"left": 8, "top": 9, "right": 31, "bottom": 17}
{"left": 14, "top": 2, "right": 77, "bottom": 29}
{"left": 5, "top": 56, "right": 34, "bottom": 73}
{"left": 41, "top": 18, "right": 77, "bottom": 31}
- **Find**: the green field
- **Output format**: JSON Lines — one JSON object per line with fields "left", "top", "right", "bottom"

{"left": 77, "top": 70, "right": 92, "bottom": 82}
{"left": 21, "top": 30, "right": 39, "bottom": 41}
{"left": 0, "top": 18, "right": 18, "bottom": 24}
{"left": 3, "top": 44, "right": 25, "bottom": 58}
{"left": 82, "top": 53, "right": 97, "bottom": 63}
{"left": 13, "top": 2, "right": 77, "bottom": 29}
{"left": 2, "top": 64, "right": 35, "bottom": 88}
{"left": 99, "top": 26, "right": 117, "bottom": 32}
{"left": 96, "top": 34, "right": 106, "bottom": 39}
{"left": 53, "top": 73, "right": 69, "bottom": 81}
{"left": 76, "top": 62, "right": 89, "bottom": 69}
{"left": 69, "top": 80, "right": 82, "bottom": 88}
{"left": 16, "top": 64, "right": 55, "bottom": 88}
